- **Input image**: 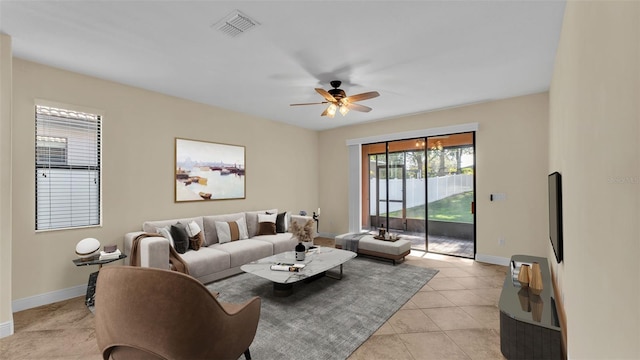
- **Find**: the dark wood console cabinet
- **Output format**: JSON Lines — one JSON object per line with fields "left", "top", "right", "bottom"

{"left": 499, "top": 255, "right": 562, "bottom": 359}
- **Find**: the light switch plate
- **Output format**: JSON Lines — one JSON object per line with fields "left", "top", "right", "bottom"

{"left": 491, "top": 193, "right": 507, "bottom": 201}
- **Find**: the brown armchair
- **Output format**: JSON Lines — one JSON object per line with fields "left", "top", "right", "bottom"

{"left": 94, "top": 266, "right": 260, "bottom": 360}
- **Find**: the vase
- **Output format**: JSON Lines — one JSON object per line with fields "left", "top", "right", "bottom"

{"left": 529, "top": 262, "right": 543, "bottom": 295}
{"left": 517, "top": 264, "right": 530, "bottom": 287}
{"left": 295, "top": 242, "right": 306, "bottom": 261}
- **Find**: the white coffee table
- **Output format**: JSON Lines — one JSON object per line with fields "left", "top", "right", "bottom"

{"left": 240, "top": 247, "right": 357, "bottom": 296}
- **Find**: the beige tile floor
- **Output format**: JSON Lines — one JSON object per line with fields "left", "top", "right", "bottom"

{"left": 349, "top": 250, "right": 508, "bottom": 360}
{"left": 0, "top": 249, "right": 508, "bottom": 360}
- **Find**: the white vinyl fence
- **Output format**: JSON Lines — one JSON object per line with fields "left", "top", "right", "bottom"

{"left": 370, "top": 174, "right": 473, "bottom": 214}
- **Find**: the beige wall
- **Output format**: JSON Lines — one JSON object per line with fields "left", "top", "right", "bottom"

{"left": 318, "top": 93, "right": 549, "bottom": 261}
{"left": 549, "top": 1, "right": 640, "bottom": 357}
{"left": 10, "top": 59, "right": 319, "bottom": 301}
{"left": 7, "top": 56, "right": 551, "bottom": 308}
{"left": 0, "top": 34, "right": 14, "bottom": 332}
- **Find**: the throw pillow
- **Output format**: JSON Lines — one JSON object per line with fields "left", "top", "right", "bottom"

{"left": 189, "top": 231, "right": 204, "bottom": 251}
{"left": 184, "top": 220, "right": 204, "bottom": 251}
{"left": 185, "top": 220, "right": 201, "bottom": 238}
{"left": 276, "top": 212, "right": 289, "bottom": 233}
{"left": 156, "top": 226, "right": 175, "bottom": 248}
{"left": 170, "top": 222, "right": 189, "bottom": 254}
{"left": 258, "top": 213, "right": 277, "bottom": 224}
{"left": 237, "top": 216, "right": 249, "bottom": 240}
{"left": 258, "top": 222, "right": 276, "bottom": 235}
{"left": 215, "top": 218, "right": 249, "bottom": 243}
{"left": 257, "top": 213, "right": 277, "bottom": 235}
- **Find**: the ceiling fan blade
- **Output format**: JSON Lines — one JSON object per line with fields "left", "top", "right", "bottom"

{"left": 320, "top": 108, "right": 329, "bottom": 117}
{"left": 346, "top": 103, "right": 372, "bottom": 113}
{"left": 315, "top": 88, "right": 337, "bottom": 103}
{"left": 290, "top": 102, "right": 328, "bottom": 106}
{"left": 344, "top": 91, "right": 380, "bottom": 103}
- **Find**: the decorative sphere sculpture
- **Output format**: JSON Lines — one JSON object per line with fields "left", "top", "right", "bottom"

{"left": 75, "top": 238, "right": 101, "bottom": 259}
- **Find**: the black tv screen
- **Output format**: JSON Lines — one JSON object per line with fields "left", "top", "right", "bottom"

{"left": 548, "top": 172, "right": 563, "bottom": 263}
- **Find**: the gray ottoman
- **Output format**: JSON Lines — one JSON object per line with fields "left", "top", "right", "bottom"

{"left": 335, "top": 233, "right": 411, "bottom": 265}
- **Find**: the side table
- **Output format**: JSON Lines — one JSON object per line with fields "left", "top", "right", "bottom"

{"left": 499, "top": 255, "right": 562, "bottom": 359}
{"left": 72, "top": 254, "right": 127, "bottom": 309}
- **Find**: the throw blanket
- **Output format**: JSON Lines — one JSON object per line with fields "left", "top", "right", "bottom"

{"left": 130, "top": 233, "right": 190, "bottom": 275}
{"left": 342, "top": 232, "right": 370, "bottom": 253}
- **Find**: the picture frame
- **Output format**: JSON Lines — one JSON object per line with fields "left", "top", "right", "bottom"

{"left": 175, "top": 138, "right": 246, "bottom": 202}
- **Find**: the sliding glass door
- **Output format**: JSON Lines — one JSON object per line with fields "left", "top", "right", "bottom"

{"left": 361, "top": 132, "right": 475, "bottom": 258}
{"left": 425, "top": 133, "right": 475, "bottom": 257}
{"left": 363, "top": 139, "right": 427, "bottom": 251}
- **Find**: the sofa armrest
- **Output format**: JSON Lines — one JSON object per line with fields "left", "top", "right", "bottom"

{"left": 123, "top": 232, "right": 171, "bottom": 270}
{"left": 289, "top": 215, "right": 318, "bottom": 239}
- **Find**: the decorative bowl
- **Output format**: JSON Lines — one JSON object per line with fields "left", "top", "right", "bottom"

{"left": 75, "top": 238, "right": 101, "bottom": 260}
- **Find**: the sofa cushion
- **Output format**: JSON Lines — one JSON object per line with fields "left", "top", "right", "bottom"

{"left": 202, "top": 212, "right": 246, "bottom": 246}
{"left": 215, "top": 218, "right": 249, "bottom": 243}
{"left": 257, "top": 213, "right": 277, "bottom": 235}
{"left": 185, "top": 221, "right": 201, "bottom": 237}
{"left": 210, "top": 239, "right": 273, "bottom": 268}
{"left": 258, "top": 222, "right": 276, "bottom": 235}
{"left": 253, "top": 233, "right": 297, "bottom": 254}
{"left": 185, "top": 220, "right": 204, "bottom": 250}
{"left": 179, "top": 247, "right": 231, "bottom": 279}
{"left": 155, "top": 226, "right": 175, "bottom": 248}
{"left": 258, "top": 213, "right": 276, "bottom": 224}
{"left": 244, "top": 209, "right": 278, "bottom": 238}
{"left": 276, "top": 212, "right": 289, "bottom": 233}
{"left": 189, "top": 232, "right": 204, "bottom": 251}
{"left": 143, "top": 217, "right": 204, "bottom": 236}
{"left": 170, "top": 223, "right": 189, "bottom": 254}
{"left": 217, "top": 221, "right": 238, "bottom": 244}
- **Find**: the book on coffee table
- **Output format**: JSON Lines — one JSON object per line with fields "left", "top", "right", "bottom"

{"left": 270, "top": 263, "right": 306, "bottom": 272}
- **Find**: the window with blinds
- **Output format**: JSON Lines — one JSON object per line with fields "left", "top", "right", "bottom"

{"left": 35, "top": 105, "right": 102, "bottom": 231}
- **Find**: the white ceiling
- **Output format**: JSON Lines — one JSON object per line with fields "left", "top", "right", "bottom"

{"left": 0, "top": 1, "right": 566, "bottom": 131}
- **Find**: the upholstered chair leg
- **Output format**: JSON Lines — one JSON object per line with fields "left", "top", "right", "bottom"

{"left": 244, "top": 348, "right": 252, "bottom": 360}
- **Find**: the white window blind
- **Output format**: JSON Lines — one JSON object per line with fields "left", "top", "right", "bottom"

{"left": 35, "top": 105, "right": 101, "bottom": 231}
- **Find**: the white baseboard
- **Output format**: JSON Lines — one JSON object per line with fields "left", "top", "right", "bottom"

{"left": 0, "top": 319, "right": 14, "bottom": 338}
{"left": 475, "top": 253, "right": 510, "bottom": 266}
{"left": 12, "top": 284, "right": 86, "bottom": 313}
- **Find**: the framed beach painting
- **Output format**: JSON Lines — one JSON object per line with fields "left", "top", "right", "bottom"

{"left": 175, "top": 138, "right": 246, "bottom": 202}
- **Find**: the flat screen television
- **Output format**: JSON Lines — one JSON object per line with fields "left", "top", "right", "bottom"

{"left": 548, "top": 172, "right": 563, "bottom": 263}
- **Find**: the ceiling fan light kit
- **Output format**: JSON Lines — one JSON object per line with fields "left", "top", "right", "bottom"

{"left": 290, "top": 80, "right": 379, "bottom": 118}
{"left": 326, "top": 103, "right": 338, "bottom": 118}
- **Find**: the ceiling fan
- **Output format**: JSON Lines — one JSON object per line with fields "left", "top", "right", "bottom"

{"left": 290, "top": 80, "right": 380, "bottom": 118}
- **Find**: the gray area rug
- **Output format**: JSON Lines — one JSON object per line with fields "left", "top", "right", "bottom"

{"left": 208, "top": 257, "right": 438, "bottom": 360}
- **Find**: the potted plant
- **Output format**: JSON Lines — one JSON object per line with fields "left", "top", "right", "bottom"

{"left": 290, "top": 219, "right": 315, "bottom": 250}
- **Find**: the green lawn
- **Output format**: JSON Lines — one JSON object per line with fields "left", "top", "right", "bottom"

{"left": 386, "top": 191, "right": 474, "bottom": 224}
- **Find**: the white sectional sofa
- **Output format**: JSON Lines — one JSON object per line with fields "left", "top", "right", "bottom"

{"left": 123, "top": 209, "right": 315, "bottom": 284}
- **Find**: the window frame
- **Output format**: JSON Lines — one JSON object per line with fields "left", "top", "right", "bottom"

{"left": 35, "top": 101, "right": 103, "bottom": 232}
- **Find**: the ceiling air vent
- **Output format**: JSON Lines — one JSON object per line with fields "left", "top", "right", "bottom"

{"left": 214, "top": 10, "right": 260, "bottom": 38}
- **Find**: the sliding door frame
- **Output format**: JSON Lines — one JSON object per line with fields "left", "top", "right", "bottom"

{"left": 424, "top": 132, "right": 477, "bottom": 258}
{"left": 347, "top": 123, "right": 479, "bottom": 251}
